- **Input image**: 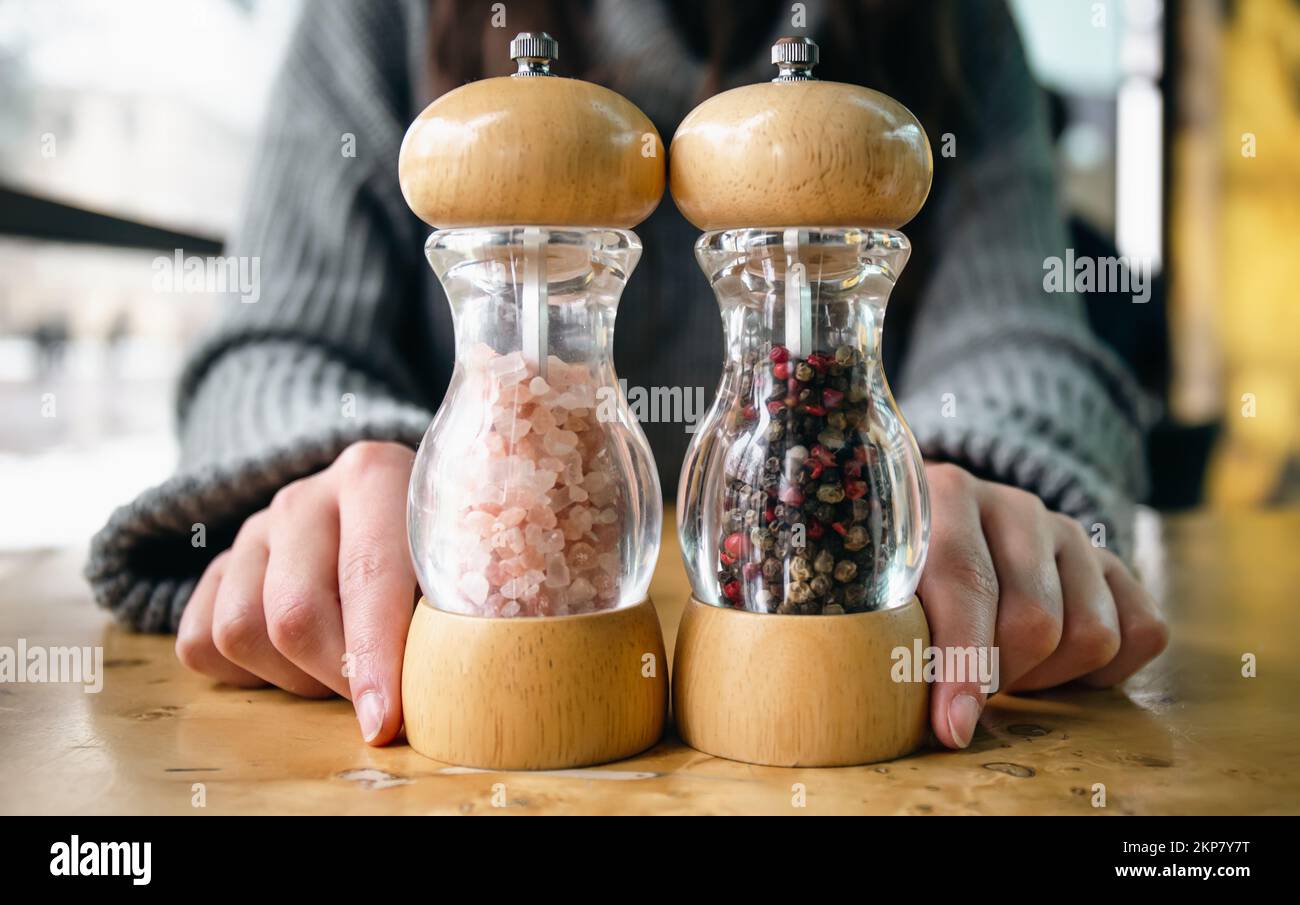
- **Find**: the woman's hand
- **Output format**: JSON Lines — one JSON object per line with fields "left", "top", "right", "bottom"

{"left": 176, "top": 441, "right": 417, "bottom": 746}
{"left": 920, "top": 463, "right": 1169, "bottom": 749}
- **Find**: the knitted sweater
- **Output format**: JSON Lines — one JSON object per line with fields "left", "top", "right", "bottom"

{"left": 85, "top": 0, "right": 1150, "bottom": 632}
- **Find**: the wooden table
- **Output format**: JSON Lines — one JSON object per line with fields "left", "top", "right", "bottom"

{"left": 2, "top": 508, "right": 1297, "bottom": 815}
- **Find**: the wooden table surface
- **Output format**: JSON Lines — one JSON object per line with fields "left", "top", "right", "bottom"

{"left": 2, "top": 507, "right": 1297, "bottom": 815}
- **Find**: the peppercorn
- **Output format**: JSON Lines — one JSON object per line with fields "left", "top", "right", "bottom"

{"left": 790, "top": 556, "right": 812, "bottom": 581}
{"left": 842, "top": 526, "right": 869, "bottom": 551}
{"left": 816, "top": 483, "right": 845, "bottom": 504}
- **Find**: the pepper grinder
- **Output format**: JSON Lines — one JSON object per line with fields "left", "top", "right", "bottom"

{"left": 671, "top": 38, "right": 934, "bottom": 766}
{"left": 397, "top": 33, "right": 668, "bottom": 770}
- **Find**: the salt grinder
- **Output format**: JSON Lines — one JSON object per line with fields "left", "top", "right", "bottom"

{"left": 398, "top": 33, "right": 667, "bottom": 770}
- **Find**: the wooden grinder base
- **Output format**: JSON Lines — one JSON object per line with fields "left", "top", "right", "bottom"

{"left": 673, "top": 596, "right": 931, "bottom": 767}
{"left": 402, "top": 596, "right": 668, "bottom": 770}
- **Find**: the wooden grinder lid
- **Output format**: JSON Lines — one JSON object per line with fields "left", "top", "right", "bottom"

{"left": 669, "top": 37, "right": 932, "bottom": 231}
{"left": 399, "top": 32, "right": 665, "bottom": 229}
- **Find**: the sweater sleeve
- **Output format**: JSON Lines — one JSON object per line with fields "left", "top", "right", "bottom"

{"left": 85, "top": 1, "right": 433, "bottom": 632}
{"left": 894, "top": 1, "right": 1153, "bottom": 559}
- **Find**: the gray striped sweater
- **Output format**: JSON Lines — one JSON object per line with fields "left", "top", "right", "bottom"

{"left": 85, "top": 0, "right": 1150, "bottom": 631}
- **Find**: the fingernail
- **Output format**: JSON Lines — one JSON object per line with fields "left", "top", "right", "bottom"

{"left": 356, "top": 691, "right": 385, "bottom": 743}
{"left": 947, "top": 693, "right": 982, "bottom": 749}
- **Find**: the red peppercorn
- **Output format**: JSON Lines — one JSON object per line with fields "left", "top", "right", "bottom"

{"left": 843, "top": 460, "right": 863, "bottom": 478}
{"left": 807, "top": 519, "right": 825, "bottom": 540}
{"left": 764, "top": 503, "right": 777, "bottom": 524}
{"left": 787, "top": 378, "right": 801, "bottom": 395}
{"left": 779, "top": 485, "right": 804, "bottom": 506}
{"left": 724, "top": 532, "right": 745, "bottom": 560}
{"left": 742, "top": 404, "right": 757, "bottom": 420}
{"left": 772, "top": 362, "right": 790, "bottom": 380}
{"left": 803, "top": 404, "right": 827, "bottom": 416}
{"left": 831, "top": 521, "right": 848, "bottom": 535}
{"left": 766, "top": 400, "right": 785, "bottom": 416}
{"left": 822, "top": 388, "right": 844, "bottom": 409}
{"left": 769, "top": 345, "right": 790, "bottom": 364}
{"left": 845, "top": 480, "right": 867, "bottom": 500}
{"left": 808, "top": 460, "right": 825, "bottom": 479}
{"left": 719, "top": 551, "right": 736, "bottom": 566}
{"left": 741, "top": 562, "right": 762, "bottom": 582}
{"left": 811, "top": 444, "right": 836, "bottom": 465}
{"left": 722, "top": 580, "right": 741, "bottom": 603}
{"left": 806, "top": 353, "right": 831, "bottom": 374}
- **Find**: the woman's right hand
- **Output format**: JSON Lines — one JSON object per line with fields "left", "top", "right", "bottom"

{"left": 175, "top": 440, "right": 418, "bottom": 746}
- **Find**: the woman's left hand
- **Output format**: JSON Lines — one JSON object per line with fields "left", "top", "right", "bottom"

{"left": 918, "top": 463, "right": 1170, "bottom": 749}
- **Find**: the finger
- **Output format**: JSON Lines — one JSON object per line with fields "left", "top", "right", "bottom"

{"left": 334, "top": 442, "right": 418, "bottom": 746}
{"left": 262, "top": 477, "right": 350, "bottom": 697}
{"left": 918, "top": 464, "right": 999, "bottom": 749}
{"left": 175, "top": 551, "right": 265, "bottom": 688}
{"left": 211, "top": 513, "right": 332, "bottom": 698}
{"left": 1013, "top": 516, "right": 1121, "bottom": 690}
{"left": 981, "top": 486, "right": 1064, "bottom": 690}
{"left": 1081, "top": 549, "right": 1169, "bottom": 687}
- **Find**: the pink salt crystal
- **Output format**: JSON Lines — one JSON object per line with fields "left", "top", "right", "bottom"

{"left": 598, "top": 552, "right": 619, "bottom": 575}
{"left": 503, "top": 418, "right": 532, "bottom": 442}
{"left": 595, "top": 507, "right": 617, "bottom": 525}
{"left": 497, "top": 507, "right": 527, "bottom": 527}
{"left": 492, "top": 526, "right": 523, "bottom": 553}
{"left": 515, "top": 434, "right": 542, "bottom": 460}
{"left": 501, "top": 600, "right": 521, "bottom": 618}
{"left": 584, "top": 470, "right": 612, "bottom": 494}
{"left": 563, "top": 458, "right": 584, "bottom": 486}
{"left": 465, "top": 547, "right": 491, "bottom": 572}
{"left": 526, "top": 506, "right": 557, "bottom": 530}
{"left": 568, "top": 542, "right": 595, "bottom": 568}
{"left": 458, "top": 572, "right": 490, "bottom": 606}
{"left": 488, "top": 351, "right": 528, "bottom": 385}
{"left": 530, "top": 405, "right": 557, "bottom": 434}
{"left": 588, "top": 487, "right": 616, "bottom": 508}
{"left": 545, "top": 355, "right": 569, "bottom": 383}
{"left": 467, "top": 343, "right": 499, "bottom": 369}
{"left": 563, "top": 507, "right": 594, "bottom": 539}
{"left": 520, "top": 547, "right": 546, "bottom": 569}
{"left": 569, "top": 577, "right": 596, "bottom": 602}
{"left": 500, "top": 577, "right": 526, "bottom": 600}
{"left": 464, "top": 511, "right": 495, "bottom": 536}
{"left": 501, "top": 556, "right": 528, "bottom": 577}
{"left": 592, "top": 572, "right": 616, "bottom": 597}
{"left": 541, "top": 429, "right": 579, "bottom": 456}
{"left": 528, "top": 376, "right": 550, "bottom": 397}
{"left": 568, "top": 485, "right": 589, "bottom": 503}
{"left": 544, "top": 553, "right": 571, "bottom": 588}
{"left": 484, "top": 433, "right": 506, "bottom": 455}
{"left": 539, "top": 529, "right": 566, "bottom": 554}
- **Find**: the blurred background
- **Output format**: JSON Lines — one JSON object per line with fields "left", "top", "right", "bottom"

{"left": 0, "top": 0, "right": 1297, "bottom": 552}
